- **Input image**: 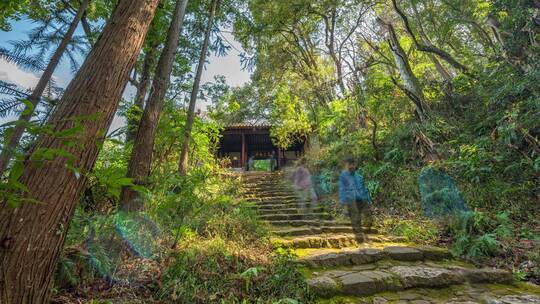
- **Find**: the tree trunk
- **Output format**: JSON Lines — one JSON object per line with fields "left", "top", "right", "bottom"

{"left": 0, "top": 0, "right": 159, "bottom": 302}
{"left": 125, "top": 40, "right": 160, "bottom": 143}
{"left": 178, "top": 0, "right": 220, "bottom": 175}
{"left": 121, "top": 0, "right": 189, "bottom": 211}
{"left": 381, "top": 19, "right": 429, "bottom": 122}
{"left": 0, "top": 0, "right": 91, "bottom": 176}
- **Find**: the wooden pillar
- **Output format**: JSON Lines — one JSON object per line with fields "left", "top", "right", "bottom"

{"left": 277, "top": 148, "right": 283, "bottom": 169}
{"left": 241, "top": 132, "right": 246, "bottom": 170}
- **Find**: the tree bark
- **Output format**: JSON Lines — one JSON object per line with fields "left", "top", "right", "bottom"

{"left": 125, "top": 40, "right": 160, "bottom": 143}
{"left": 178, "top": 0, "right": 220, "bottom": 175}
{"left": 0, "top": 0, "right": 159, "bottom": 302}
{"left": 0, "top": 0, "right": 91, "bottom": 176}
{"left": 323, "top": 8, "right": 347, "bottom": 95}
{"left": 380, "top": 18, "right": 429, "bottom": 122}
{"left": 121, "top": 0, "right": 189, "bottom": 211}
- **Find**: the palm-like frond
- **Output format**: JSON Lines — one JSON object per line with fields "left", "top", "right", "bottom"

{"left": 7, "top": 8, "right": 91, "bottom": 75}
{"left": 0, "top": 47, "right": 45, "bottom": 72}
{"left": 0, "top": 99, "right": 24, "bottom": 118}
{"left": 0, "top": 80, "right": 30, "bottom": 118}
{"left": 0, "top": 80, "right": 30, "bottom": 98}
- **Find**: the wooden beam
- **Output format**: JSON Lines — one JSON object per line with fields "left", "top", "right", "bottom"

{"left": 241, "top": 132, "right": 246, "bottom": 170}
{"left": 277, "top": 148, "right": 283, "bottom": 169}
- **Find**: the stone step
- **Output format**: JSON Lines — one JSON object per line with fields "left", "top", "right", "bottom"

{"left": 308, "top": 265, "right": 513, "bottom": 298}
{"left": 273, "top": 233, "right": 406, "bottom": 249}
{"left": 258, "top": 212, "right": 334, "bottom": 222}
{"left": 299, "top": 246, "right": 451, "bottom": 268}
{"left": 242, "top": 191, "right": 295, "bottom": 197}
{"left": 257, "top": 208, "right": 300, "bottom": 215}
{"left": 243, "top": 185, "right": 284, "bottom": 189}
{"left": 268, "top": 219, "right": 352, "bottom": 227}
{"left": 249, "top": 202, "right": 302, "bottom": 209}
{"left": 241, "top": 184, "right": 294, "bottom": 193}
{"left": 255, "top": 205, "right": 329, "bottom": 213}
{"left": 272, "top": 226, "right": 378, "bottom": 237}
{"left": 242, "top": 180, "right": 282, "bottom": 184}
{"left": 246, "top": 198, "right": 299, "bottom": 205}
{"left": 272, "top": 233, "right": 405, "bottom": 249}
{"left": 244, "top": 194, "right": 298, "bottom": 200}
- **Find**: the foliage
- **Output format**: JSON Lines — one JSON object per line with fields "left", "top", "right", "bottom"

{"left": 447, "top": 211, "right": 514, "bottom": 260}
{"left": 379, "top": 215, "right": 440, "bottom": 244}
{"left": 160, "top": 238, "right": 313, "bottom": 303}
{"left": 269, "top": 82, "right": 312, "bottom": 149}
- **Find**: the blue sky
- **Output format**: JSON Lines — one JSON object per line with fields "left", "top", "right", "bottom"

{"left": 0, "top": 18, "right": 251, "bottom": 127}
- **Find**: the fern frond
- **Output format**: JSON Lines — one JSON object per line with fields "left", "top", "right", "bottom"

{"left": 0, "top": 80, "right": 29, "bottom": 97}
{"left": 65, "top": 49, "right": 80, "bottom": 74}
{"left": 0, "top": 47, "right": 45, "bottom": 72}
{"left": 0, "top": 98, "right": 24, "bottom": 118}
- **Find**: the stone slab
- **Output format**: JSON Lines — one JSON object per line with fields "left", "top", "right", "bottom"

{"left": 337, "top": 270, "right": 402, "bottom": 296}
{"left": 383, "top": 246, "right": 424, "bottom": 261}
{"left": 390, "top": 265, "right": 462, "bottom": 288}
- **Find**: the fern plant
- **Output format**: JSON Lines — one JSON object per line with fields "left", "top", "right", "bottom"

{"left": 449, "top": 211, "right": 514, "bottom": 260}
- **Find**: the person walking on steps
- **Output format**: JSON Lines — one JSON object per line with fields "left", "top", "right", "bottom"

{"left": 338, "top": 156, "right": 373, "bottom": 242}
{"left": 269, "top": 151, "right": 277, "bottom": 172}
{"left": 292, "top": 158, "right": 318, "bottom": 215}
{"left": 247, "top": 155, "right": 255, "bottom": 171}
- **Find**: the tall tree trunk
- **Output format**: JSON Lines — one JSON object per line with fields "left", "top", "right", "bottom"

{"left": 125, "top": 40, "right": 160, "bottom": 143}
{"left": 121, "top": 0, "right": 189, "bottom": 211}
{"left": 0, "top": 0, "right": 159, "bottom": 302}
{"left": 0, "top": 0, "right": 91, "bottom": 176}
{"left": 380, "top": 19, "right": 429, "bottom": 122}
{"left": 324, "top": 8, "right": 347, "bottom": 95}
{"left": 178, "top": 0, "right": 220, "bottom": 175}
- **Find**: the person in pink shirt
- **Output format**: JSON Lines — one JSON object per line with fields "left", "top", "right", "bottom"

{"left": 292, "top": 158, "right": 318, "bottom": 214}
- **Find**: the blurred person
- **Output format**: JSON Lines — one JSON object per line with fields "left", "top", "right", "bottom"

{"left": 269, "top": 151, "right": 277, "bottom": 171}
{"left": 247, "top": 155, "right": 255, "bottom": 171}
{"left": 292, "top": 158, "right": 317, "bottom": 214}
{"left": 338, "top": 156, "right": 373, "bottom": 242}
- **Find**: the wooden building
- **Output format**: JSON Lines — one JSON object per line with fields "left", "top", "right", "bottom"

{"left": 217, "top": 123, "right": 305, "bottom": 170}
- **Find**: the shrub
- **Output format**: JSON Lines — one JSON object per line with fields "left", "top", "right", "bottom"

{"left": 379, "top": 216, "right": 439, "bottom": 244}
{"left": 160, "top": 239, "right": 313, "bottom": 303}
{"left": 448, "top": 211, "right": 514, "bottom": 260}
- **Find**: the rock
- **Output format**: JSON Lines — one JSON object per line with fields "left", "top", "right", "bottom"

{"left": 399, "top": 292, "right": 420, "bottom": 300}
{"left": 337, "top": 270, "right": 402, "bottom": 296}
{"left": 373, "top": 297, "right": 389, "bottom": 304}
{"left": 305, "top": 253, "right": 344, "bottom": 267}
{"left": 410, "top": 300, "right": 431, "bottom": 304}
{"left": 383, "top": 246, "right": 424, "bottom": 261}
{"left": 325, "top": 270, "right": 356, "bottom": 278}
{"left": 418, "top": 246, "right": 452, "bottom": 260}
{"left": 353, "top": 264, "right": 377, "bottom": 271}
{"left": 461, "top": 268, "right": 513, "bottom": 284}
{"left": 307, "top": 276, "right": 340, "bottom": 298}
{"left": 343, "top": 248, "right": 383, "bottom": 265}
{"left": 389, "top": 265, "right": 462, "bottom": 288}
{"left": 304, "top": 248, "right": 384, "bottom": 267}
{"left": 486, "top": 295, "right": 540, "bottom": 304}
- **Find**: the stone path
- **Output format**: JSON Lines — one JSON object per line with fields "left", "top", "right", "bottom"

{"left": 241, "top": 172, "right": 540, "bottom": 303}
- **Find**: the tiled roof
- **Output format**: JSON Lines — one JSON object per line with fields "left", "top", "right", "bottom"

{"left": 225, "top": 122, "right": 272, "bottom": 129}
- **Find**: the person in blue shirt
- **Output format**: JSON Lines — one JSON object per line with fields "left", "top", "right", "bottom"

{"left": 338, "top": 157, "right": 373, "bottom": 241}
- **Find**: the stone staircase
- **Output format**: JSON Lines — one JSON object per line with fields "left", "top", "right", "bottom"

{"left": 241, "top": 171, "right": 540, "bottom": 303}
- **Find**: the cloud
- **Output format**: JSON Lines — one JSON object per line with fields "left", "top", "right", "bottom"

{"left": 0, "top": 58, "right": 40, "bottom": 89}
